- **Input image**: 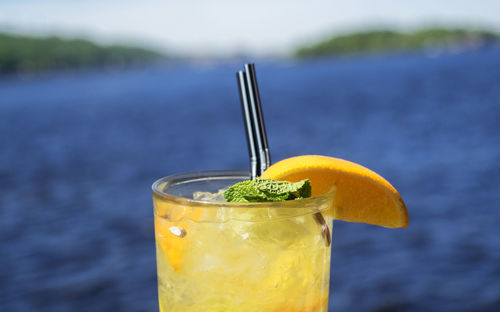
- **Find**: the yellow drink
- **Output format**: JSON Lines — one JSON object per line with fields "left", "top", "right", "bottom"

{"left": 152, "top": 170, "right": 334, "bottom": 312}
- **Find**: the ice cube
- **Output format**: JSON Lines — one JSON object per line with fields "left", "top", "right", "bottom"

{"left": 193, "top": 189, "right": 226, "bottom": 202}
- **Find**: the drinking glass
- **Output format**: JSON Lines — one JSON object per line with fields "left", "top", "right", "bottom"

{"left": 152, "top": 170, "right": 334, "bottom": 311}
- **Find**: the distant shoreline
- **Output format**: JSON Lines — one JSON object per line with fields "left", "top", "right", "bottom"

{"left": 294, "top": 28, "right": 500, "bottom": 58}
{"left": 0, "top": 33, "right": 167, "bottom": 74}
{"left": 2, "top": 28, "right": 500, "bottom": 74}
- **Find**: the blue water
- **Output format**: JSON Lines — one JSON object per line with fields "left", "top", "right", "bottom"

{"left": 1, "top": 48, "right": 500, "bottom": 311}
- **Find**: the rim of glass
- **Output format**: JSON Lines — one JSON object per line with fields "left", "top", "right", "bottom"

{"left": 152, "top": 169, "right": 335, "bottom": 208}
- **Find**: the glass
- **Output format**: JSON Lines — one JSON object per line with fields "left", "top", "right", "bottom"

{"left": 152, "top": 170, "right": 335, "bottom": 312}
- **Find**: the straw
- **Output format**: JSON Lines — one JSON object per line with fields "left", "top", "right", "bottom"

{"left": 236, "top": 70, "right": 259, "bottom": 180}
{"left": 244, "top": 63, "right": 271, "bottom": 174}
{"left": 236, "top": 63, "right": 270, "bottom": 178}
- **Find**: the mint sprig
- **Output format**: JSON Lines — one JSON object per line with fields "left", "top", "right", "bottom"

{"left": 223, "top": 178, "right": 311, "bottom": 202}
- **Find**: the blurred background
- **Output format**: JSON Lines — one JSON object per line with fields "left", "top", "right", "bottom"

{"left": 1, "top": 0, "right": 500, "bottom": 311}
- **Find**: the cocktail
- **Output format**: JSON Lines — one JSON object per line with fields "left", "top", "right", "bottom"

{"left": 153, "top": 170, "right": 335, "bottom": 311}
{"left": 152, "top": 156, "right": 407, "bottom": 311}
{"left": 152, "top": 64, "right": 408, "bottom": 311}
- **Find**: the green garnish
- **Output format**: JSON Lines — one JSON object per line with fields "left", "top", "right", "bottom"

{"left": 223, "top": 178, "right": 311, "bottom": 202}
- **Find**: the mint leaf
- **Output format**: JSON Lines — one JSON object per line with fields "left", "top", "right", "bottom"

{"left": 223, "top": 178, "right": 311, "bottom": 202}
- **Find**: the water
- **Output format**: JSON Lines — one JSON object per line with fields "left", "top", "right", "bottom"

{"left": 1, "top": 47, "right": 500, "bottom": 311}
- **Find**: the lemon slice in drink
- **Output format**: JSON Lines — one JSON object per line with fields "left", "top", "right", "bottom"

{"left": 261, "top": 155, "right": 408, "bottom": 228}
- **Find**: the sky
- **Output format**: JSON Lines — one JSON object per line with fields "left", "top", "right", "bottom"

{"left": 1, "top": 0, "right": 500, "bottom": 56}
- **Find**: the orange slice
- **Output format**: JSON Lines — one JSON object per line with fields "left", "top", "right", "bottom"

{"left": 153, "top": 199, "right": 204, "bottom": 271}
{"left": 261, "top": 155, "right": 408, "bottom": 228}
{"left": 154, "top": 217, "right": 189, "bottom": 271}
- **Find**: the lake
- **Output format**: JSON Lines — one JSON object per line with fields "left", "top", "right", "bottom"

{"left": 1, "top": 47, "right": 500, "bottom": 311}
